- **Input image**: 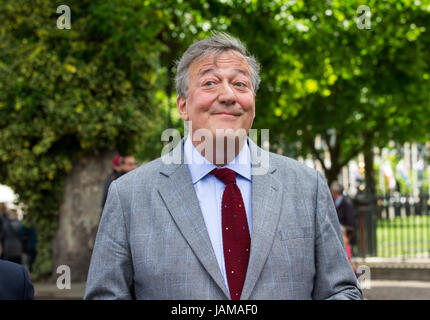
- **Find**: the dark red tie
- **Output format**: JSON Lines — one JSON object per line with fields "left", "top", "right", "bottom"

{"left": 210, "top": 168, "right": 251, "bottom": 300}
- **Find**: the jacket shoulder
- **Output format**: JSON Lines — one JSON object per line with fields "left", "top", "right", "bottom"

{"left": 0, "top": 259, "right": 22, "bottom": 276}
{"left": 268, "top": 151, "right": 322, "bottom": 185}
{"left": 114, "top": 158, "right": 163, "bottom": 188}
{"left": 0, "top": 260, "right": 34, "bottom": 300}
{"left": 109, "top": 157, "right": 166, "bottom": 209}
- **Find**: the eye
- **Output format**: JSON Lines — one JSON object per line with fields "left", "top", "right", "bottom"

{"left": 203, "top": 81, "right": 215, "bottom": 86}
{"left": 234, "top": 82, "right": 246, "bottom": 87}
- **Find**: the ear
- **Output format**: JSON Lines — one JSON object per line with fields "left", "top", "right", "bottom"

{"left": 176, "top": 96, "right": 189, "bottom": 121}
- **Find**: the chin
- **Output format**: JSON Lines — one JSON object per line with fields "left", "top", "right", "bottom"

{"left": 213, "top": 126, "right": 248, "bottom": 139}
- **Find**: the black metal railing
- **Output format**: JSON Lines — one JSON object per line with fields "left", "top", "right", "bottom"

{"left": 354, "top": 194, "right": 430, "bottom": 258}
{"left": 376, "top": 195, "right": 430, "bottom": 258}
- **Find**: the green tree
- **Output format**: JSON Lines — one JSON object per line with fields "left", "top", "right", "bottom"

{"left": 234, "top": 0, "right": 430, "bottom": 187}
{"left": 0, "top": 0, "right": 166, "bottom": 279}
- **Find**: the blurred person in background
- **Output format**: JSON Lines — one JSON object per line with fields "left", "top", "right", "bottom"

{"left": 1, "top": 209, "right": 24, "bottom": 264}
{"left": 101, "top": 155, "right": 124, "bottom": 210}
{"left": 0, "top": 202, "right": 7, "bottom": 259}
{"left": 120, "top": 155, "right": 138, "bottom": 173}
{"left": 18, "top": 223, "right": 38, "bottom": 273}
{"left": 101, "top": 155, "right": 138, "bottom": 211}
{"left": 340, "top": 225, "right": 357, "bottom": 272}
{"left": 330, "top": 182, "right": 357, "bottom": 256}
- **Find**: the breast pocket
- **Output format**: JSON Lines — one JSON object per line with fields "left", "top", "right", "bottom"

{"left": 277, "top": 226, "right": 314, "bottom": 282}
{"left": 279, "top": 226, "right": 313, "bottom": 241}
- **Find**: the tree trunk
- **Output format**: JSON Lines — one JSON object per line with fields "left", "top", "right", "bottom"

{"left": 324, "top": 165, "right": 341, "bottom": 188}
{"left": 363, "top": 134, "right": 377, "bottom": 197}
{"left": 362, "top": 133, "right": 378, "bottom": 256}
{"left": 52, "top": 149, "right": 117, "bottom": 282}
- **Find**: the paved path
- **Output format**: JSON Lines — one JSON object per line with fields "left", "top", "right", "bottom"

{"left": 34, "top": 282, "right": 86, "bottom": 300}
{"left": 362, "top": 280, "right": 430, "bottom": 300}
{"left": 34, "top": 281, "right": 430, "bottom": 300}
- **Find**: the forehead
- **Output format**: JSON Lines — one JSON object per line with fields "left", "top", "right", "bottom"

{"left": 189, "top": 50, "right": 251, "bottom": 78}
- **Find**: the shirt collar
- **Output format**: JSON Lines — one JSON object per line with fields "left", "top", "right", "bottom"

{"left": 184, "top": 134, "right": 252, "bottom": 184}
{"left": 335, "top": 195, "right": 344, "bottom": 207}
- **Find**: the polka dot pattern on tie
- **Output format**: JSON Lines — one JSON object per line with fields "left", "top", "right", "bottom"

{"left": 210, "top": 168, "right": 250, "bottom": 301}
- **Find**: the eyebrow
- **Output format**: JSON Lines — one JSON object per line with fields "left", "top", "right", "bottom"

{"left": 198, "top": 68, "right": 250, "bottom": 78}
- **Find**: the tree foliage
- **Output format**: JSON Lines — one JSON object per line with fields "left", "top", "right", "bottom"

{"left": 0, "top": 0, "right": 166, "bottom": 275}
{"left": 244, "top": 0, "right": 430, "bottom": 184}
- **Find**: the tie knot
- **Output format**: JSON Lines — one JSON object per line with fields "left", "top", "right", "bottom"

{"left": 210, "top": 168, "right": 237, "bottom": 185}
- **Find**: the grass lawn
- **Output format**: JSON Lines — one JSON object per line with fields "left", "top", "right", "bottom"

{"left": 376, "top": 215, "right": 430, "bottom": 257}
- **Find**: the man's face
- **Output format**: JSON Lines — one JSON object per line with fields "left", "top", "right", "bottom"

{"left": 8, "top": 211, "right": 18, "bottom": 220}
{"left": 121, "top": 156, "right": 137, "bottom": 173}
{"left": 177, "top": 51, "right": 255, "bottom": 142}
{"left": 330, "top": 189, "right": 340, "bottom": 201}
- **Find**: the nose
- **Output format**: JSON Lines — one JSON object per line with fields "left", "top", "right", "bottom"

{"left": 218, "top": 80, "right": 236, "bottom": 105}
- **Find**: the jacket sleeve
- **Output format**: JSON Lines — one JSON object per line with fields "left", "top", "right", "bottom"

{"left": 312, "top": 172, "right": 363, "bottom": 300}
{"left": 84, "top": 181, "right": 134, "bottom": 300}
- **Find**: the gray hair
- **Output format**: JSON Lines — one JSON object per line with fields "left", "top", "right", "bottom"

{"left": 330, "top": 181, "right": 344, "bottom": 195}
{"left": 174, "top": 32, "right": 261, "bottom": 98}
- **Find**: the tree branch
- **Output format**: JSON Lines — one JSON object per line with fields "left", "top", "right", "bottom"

{"left": 304, "top": 130, "right": 327, "bottom": 172}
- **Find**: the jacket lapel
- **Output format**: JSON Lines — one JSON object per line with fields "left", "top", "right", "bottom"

{"left": 157, "top": 139, "right": 230, "bottom": 299}
{"left": 157, "top": 138, "right": 284, "bottom": 300}
{"left": 240, "top": 139, "right": 283, "bottom": 300}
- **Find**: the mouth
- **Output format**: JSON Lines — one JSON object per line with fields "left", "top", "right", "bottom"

{"left": 212, "top": 113, "right": 239, "bottom": 121}
{"left": 213, "top": 112, "right": 239, "bottom": 117}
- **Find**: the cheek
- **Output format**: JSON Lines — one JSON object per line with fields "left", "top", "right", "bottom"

{"left": 188, "top": 93, "right": 213, "bottom": 114}
{"left": 199, "top": 95, "right": 216, "bottom": 110}
{"left": 239, "top": 95, "right": 255, "bottom": 113}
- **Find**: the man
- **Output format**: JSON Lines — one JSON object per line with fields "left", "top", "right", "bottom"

{"left": 0, "top": 259, "right": 34, "bottom": 300}
{"left": 85, "top": 32, "right": 362, "bottom": 300}
{"left": 1, "top": 210, "right": 23, "bottom": 264}
{"left": 120, "top": 155, "right": 138, "bottom": 173}
{"left": 330, "top": 182, "right": 357, "bottom": 247}
{"left": 19, "top": 224, "right": 38, "bottom": 273}
{"left": 0, "top": 203, "right": 6, "bottom": 259}
{"left": 101, "top": 155, "right": 136, "bottom": 210}
{"left": 101, "top": 155, "right": 123, "bottom": 210}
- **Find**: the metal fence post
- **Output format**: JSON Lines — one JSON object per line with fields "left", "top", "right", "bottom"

{"left": 354, "top": 190, "right": 377, "bottom": 257}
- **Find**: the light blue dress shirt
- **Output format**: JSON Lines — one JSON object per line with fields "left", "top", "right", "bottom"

{"left": 184, "top": 135, "right": 252, "bottom": 292}
{"left": 335, "top": 195, "right": 344, "bottom": 208}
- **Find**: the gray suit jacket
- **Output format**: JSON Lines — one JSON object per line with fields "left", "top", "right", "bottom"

{"left": 84, "top": 138, "right": 362, "bottom": 300}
